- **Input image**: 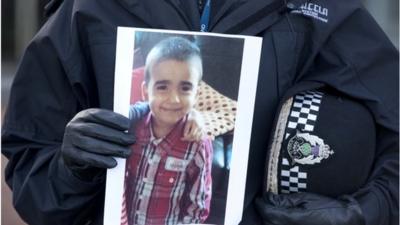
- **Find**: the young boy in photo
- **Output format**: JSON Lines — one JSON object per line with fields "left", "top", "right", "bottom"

{"left": 124, "top": 37, "right": 213, "bottom": 225}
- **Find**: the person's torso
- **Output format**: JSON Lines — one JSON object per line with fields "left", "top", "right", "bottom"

{"left": 124, "top": 116, "right": 197, "bottom": 225}
{"left": 49, "top": 1, "right": 379, "bottom": 223}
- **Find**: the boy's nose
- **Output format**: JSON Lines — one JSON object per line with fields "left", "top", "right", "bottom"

{"left": 168, "top": 91, "right": 181, "bottom": 103}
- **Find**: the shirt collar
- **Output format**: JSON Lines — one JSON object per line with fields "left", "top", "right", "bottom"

{"left": 136, "top": 112, "right": 190, "bottom": 152}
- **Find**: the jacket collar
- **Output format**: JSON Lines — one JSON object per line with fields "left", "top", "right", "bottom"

{"left": 116, "top": 0, "right": 286, "bottom": 35}
{"left": 211, "top": 0, "right": 286, "bottom": 34}
{"left": 116, "top": 0, "right": 200, "bottom": 30}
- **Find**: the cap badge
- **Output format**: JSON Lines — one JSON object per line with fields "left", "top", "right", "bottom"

{"left": 287, "top": 130, "right": 334, "bottom": 165}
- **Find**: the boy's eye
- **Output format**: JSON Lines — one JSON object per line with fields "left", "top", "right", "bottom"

{"left": 181, "top": 84, "right": 193, "bottom": 92}
{"left": 155, "top": 84, "right": 168, "bottom": 91}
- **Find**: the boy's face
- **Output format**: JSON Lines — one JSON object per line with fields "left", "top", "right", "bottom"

{"left": 142, "top": 59, "right": 201, "bottom": 129}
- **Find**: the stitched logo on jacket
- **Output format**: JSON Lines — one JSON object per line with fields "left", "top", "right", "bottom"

{"left": 291, "top": 3, "right": 329, "bottom": 23}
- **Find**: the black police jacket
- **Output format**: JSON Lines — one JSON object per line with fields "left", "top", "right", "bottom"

{"left": 2, "top": 0, "right": 398, "bottom": 224}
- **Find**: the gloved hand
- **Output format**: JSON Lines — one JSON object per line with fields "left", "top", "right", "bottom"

{"left": 255, "top": 192, "right": 366, "bottom": 225}
{"left": 61, "top": 108, "right": 135, "bottom": 181}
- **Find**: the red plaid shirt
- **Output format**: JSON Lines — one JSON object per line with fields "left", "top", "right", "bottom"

{"left": 122, "top": 113, "right": 212, "bottom": 225}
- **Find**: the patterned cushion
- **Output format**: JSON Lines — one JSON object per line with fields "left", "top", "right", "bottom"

{"left": 194, "top": 81, "right": 237, "bottom": 138}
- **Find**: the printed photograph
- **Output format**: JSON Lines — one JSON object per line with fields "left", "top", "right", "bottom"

{"left": 105, "top": 28, "right": 262, "bottom": 225}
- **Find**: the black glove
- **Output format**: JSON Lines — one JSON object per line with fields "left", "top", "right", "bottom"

{"left": 61, "top": 108, "right": 135, "bottom": 181}
{"left": 255, "top": 192, "right": 366, "bottom": 225}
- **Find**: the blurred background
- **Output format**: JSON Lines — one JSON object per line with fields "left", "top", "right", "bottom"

{"left": 1, "top": 0, "right": 399, "bottom": 224}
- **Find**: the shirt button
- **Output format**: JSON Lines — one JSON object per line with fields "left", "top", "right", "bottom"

{"left": 169, "top": 177, "right": 174, "bottom": 183}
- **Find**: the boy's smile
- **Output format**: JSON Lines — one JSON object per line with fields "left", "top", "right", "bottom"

{"left": 142, "top": 59, "right": 201, "bottom": 136}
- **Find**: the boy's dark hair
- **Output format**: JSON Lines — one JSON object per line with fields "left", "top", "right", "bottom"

{"left": 144, "top": 36, "right": 203, "bottom": 84}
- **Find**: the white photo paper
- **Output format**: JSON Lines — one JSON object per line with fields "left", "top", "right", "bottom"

{"left": 105, "top": 27, "right": 262, "bottom": 225}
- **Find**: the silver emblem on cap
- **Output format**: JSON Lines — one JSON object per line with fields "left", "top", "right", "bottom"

{"left": 287, "top": 130, "right": 334, "bottom": 165}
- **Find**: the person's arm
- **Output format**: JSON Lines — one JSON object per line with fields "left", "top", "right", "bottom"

{"left": 182, "top": 109, "right": 206, "bottom": 142}
{"left": 180, "top": 139, "right": 213, "bottom": 223}
{"left": 128, "top": 102, "right": 150, "bottom": 131}
{"left": 255, "top": 2, "right": 398, "bottom": 225}
{"left": 355, "top": 126, "right": 398, "bottom": 225}
{"left": 301, "top": 5, "right": 398, "bottom": 225}
{"left": 2, "top": 1, "right": 137, "bottom": 224}
{"left": 129, "top": 102, "right": 149, "bottom": 120}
